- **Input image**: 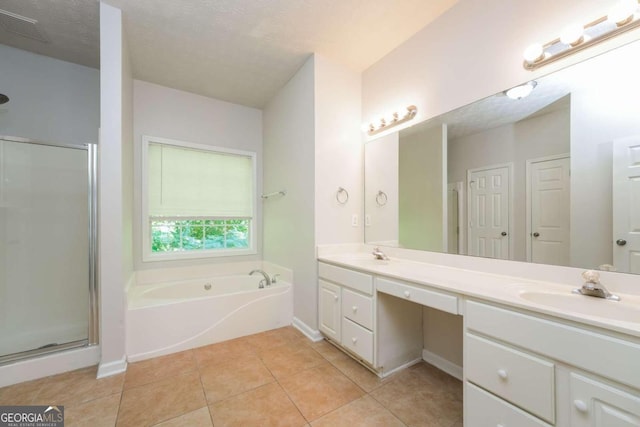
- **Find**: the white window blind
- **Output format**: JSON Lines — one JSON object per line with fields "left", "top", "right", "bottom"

{"left": 148, "top": 142, "right": 253, "bottom": 218}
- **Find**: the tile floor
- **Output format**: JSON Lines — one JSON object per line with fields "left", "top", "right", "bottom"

{"left": 0, "top": 327, "right": 462, "bottom": 426}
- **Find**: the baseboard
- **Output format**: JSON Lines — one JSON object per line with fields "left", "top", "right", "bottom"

{"left": 380, "top": 357, "right": 423, "bottom": 378}
{"left": 292, "top": 317, "right": 323, "bottom": 342}
{"left": 97, "top": 357, "right": 128, "bottom": 378}
{"left": 422, "top": 349, "right": 463, "bottom": 381}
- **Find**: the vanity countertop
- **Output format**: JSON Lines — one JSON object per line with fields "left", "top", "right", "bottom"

{"left": 318, "top": 253, "right": 640, "bottom": 339}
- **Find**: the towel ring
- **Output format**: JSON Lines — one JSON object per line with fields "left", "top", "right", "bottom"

{"left": 376, "top": 190, "right": 388, "bottom": 206}
{"left": 336, "top": 187, "right": 349, "bottom": 204}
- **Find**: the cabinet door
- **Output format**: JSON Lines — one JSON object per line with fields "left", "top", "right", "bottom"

{"left": 569, "top": 372, "right": 640, "bottom": 426}
{"left": 319, "top": 280, "right": 341, "bottom": 342}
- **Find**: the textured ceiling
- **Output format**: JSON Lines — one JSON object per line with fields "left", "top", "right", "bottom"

{"left": 1, "top": 0, "right": 459, "bottom": 108}
{"left": 102, "top": 0, "right": 459, "bottom": 108}
{"left": 0, "top": 0, "right": 99, "bottom": 69}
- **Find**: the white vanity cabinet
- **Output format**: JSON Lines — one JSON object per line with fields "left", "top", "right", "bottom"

{"left": 318, "top": 262, "right": 375, "bottom": 365}
{"left": 464, "top": 300, "right": 640, "bottom": 426}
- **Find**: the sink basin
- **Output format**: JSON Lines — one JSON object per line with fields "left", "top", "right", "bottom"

{"left": 519, "top": 291, "right": 640, "bottom": 323}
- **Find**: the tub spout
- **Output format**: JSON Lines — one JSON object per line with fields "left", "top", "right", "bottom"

{"left": 249, "top": 269, "right": 271, "bottom": 287}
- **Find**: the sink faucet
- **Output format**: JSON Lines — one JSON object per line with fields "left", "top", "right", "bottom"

{"left": 372, "top": 247, "right": 389, "bottom": 260}
{"left": 572, "top": 270, "right": 620, "bottom": 301}
{"left": 249, "top": 269, "right": 271, "bottom": 287}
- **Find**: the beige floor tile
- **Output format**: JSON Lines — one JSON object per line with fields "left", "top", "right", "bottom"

{"left": 153, "top": 407, "right": 213, "bottom": 427}
{"left": 35, "top": 366, "right": 124, "bottom": 407}
{"left": 125, "top": 350, "right": 197, "bottom": 390}
{"left": 370, "top": 365, "right": 462, "bottom": 427}
{"left": 260, "top": 342, "right": 325, "bottom": 379}
{"left": 408, "top": 362, "right": 462, "bottom": 401}
{"left": 193, "top": 338, "right": 255, "bottom": 368}
{"left": 279, "top": 362, "right": 365, "bottom": 421}
{"left": 329, "top": 354, "right": 386, "bottom": 392}
{"left": 65, "top": 392, "right": 121, "bottom": 427}
{"left": 245, "top": 327, "right": 309, "bottom": 352}
{"left": 311, "top": 395, "right": 405, "bottom": 427}
{"left": 0, "top": 377, "right": 49, "bottom": 405}
{"left": 200, "top": 355, "right": 275, "bottom": 403}
{"left": 310, "top": 340, "right": 347, "bottom": 362}
{"left": 209, "top": 382, "right": 306, "bottom": 427}
{"left": 116, "top": 371, "right": 206, "bottom": 426}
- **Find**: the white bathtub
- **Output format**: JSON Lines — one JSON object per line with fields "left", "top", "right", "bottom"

{"left": 126, "top": 275, "right": 293, "bottom": 362}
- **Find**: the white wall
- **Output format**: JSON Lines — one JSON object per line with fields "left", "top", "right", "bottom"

{"left": 362, "top": 0, "right": 631, "bottom": 132}
{"left": 263, "top": 56, "right": 317, "bottom": 329}
{"left": 98, "top": 2, "right": 132, "bottom": 377}
{"left": 132, "top": 80, "right": 263, "bottom": 270}
{"left": 314, "top": 55, "right": 363, "bottom": 246}
{"left": 0, "top": 44, "right": 99, "bottom": 144}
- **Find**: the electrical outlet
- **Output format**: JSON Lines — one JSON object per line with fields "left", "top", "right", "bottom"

{"left": 365, "top": 214, "right": 371, "bottom": 226}
{"left": 351, "top": 214, "right": 358, "bottom": 227}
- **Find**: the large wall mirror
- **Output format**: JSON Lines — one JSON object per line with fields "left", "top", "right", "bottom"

{"left": 365, "top": 37, "right": 640, "bottom": 275}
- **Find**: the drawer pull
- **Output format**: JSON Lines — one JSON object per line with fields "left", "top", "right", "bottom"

{"left": 352, "top": 337, "right": 358, "bottom": 344}
{"left": 574, "top": 399, "right": 588, "bottom": 413}
{"left": 334, "top": 295, "right": 339, "bottom": 301}
{"left": 352, "top": 305, "right": 358, "bottom": 313}
{"left": 404, "top": 290, "right": 411, "bottom": 298}
{"left": 497, "top": 369, "right": 508, "bottom": 380}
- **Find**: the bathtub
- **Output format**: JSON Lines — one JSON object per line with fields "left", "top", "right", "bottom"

{"left": 126, "top": 275, "right": 293, "bottom": 362}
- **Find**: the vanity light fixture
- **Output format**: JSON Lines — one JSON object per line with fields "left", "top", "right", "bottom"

{"left": 505, "top": 81, "right": 537, "bottom": 100}
{"left": 366, "top": 105, "right": 417, "bottom": 136}
{"left": 523, "top": 0, "right": 640, "bottom": 70}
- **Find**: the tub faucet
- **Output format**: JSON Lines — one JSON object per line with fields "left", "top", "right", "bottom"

{"left": 572, "top": 270, "right": 620, "bottom": 301}
{"left": 249, "top": 269, "right": 271, "bottom": 287}
{"left": 372, "top": 247, "right": 389, "bottom": 260}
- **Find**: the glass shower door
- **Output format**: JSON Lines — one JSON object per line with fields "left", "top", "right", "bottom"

{"left": 0, "top": 137, "right": 95, "bottom": 362}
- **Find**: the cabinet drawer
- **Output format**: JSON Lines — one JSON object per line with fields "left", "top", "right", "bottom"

{"left": 319, "top": 262, "right": 373, "bottom": 295}
{"left": 342, "top": 288, "right": 373, "bottom": 330}
{"left": 466, "top": 333, "right": 555, "bottom": 423}
{"left": 466, "top": 300, "right": 640, "bottom": 390}
{"left": 341, "top": 317, "right": 374, "bottom": 364}
{"left": 465, "top": 382, "right": 552, "bottom": 427}
{"left": 376, "top": 277, "right": 458, "bottom": 314}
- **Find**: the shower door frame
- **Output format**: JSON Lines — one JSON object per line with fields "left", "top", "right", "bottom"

{"left": 0, "top": 135, "right": 99, "bottom": 364}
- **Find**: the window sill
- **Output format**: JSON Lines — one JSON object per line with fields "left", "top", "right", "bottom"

{"left": 142, "top": 247, "right": 257, "bottom": 263}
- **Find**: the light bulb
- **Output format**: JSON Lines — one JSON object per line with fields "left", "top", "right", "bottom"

{"left": 523, "top": 43, "right": 544, "bottom": 64}
{"left": 608, "top": 0, "right": 638, "bottom": 26}
{"left": 505, "top": 81, "right": 537, "bottom": 100}
{"left": 560, "top": 23, "right": 585, "bottom": 46}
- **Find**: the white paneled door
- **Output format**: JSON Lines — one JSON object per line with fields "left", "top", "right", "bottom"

{"left": 527, "top": 156, "right": 570, "bottom": 266}
{"left": 467, "top": 165, "right": 511, "bottom": 260}
{"left": 613, "top": 136, "right": 640, "bottom": 274}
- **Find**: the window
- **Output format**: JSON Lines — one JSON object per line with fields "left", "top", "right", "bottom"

{"left": 142, "top": 136, "right": 256, "bottom": 260}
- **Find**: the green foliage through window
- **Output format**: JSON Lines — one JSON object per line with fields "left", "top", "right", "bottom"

{"left": 151, "top": 219, "right": 250, "bottom": 253}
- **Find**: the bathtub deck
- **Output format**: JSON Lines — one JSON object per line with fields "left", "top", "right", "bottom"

{"left": 0, "top": 326, "right": 462, "bottom": 426}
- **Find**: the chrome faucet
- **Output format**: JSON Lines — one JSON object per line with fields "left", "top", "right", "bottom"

{"left": 249, "top": 269, "right": 271, "bottom": 288}
{"left": 572, "top": 270, "right": 620, "bottom": 301}
{"left": 372, "top": 247, "right": 389, "bottom": 260}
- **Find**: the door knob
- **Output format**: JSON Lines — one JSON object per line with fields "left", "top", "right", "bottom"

{"left": 501, "top": 231, "right": 507, "bottom": 236}
{"left": 533, "top": 232, "right": 540, "bottom": 237}
{"left": 616, "top": 239, "right": 627, "bottom": 246}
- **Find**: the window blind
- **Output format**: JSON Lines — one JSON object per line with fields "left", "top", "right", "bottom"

{"left": 148, "top": 143, "right": 253, "bottom": 218}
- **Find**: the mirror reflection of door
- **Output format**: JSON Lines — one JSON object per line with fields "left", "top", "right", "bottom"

{"left": 467, "top": 164, "right": 511, "bottom": 259}
{"left": 613, "top": 136, "right": 640, "bottom": 274}
{"left": 526, "top": 155, "right": 570, "bottom": 266}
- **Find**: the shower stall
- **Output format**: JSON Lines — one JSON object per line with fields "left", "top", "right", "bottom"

{"left": 0, "top": 136, "right": 98, "bottom": 364}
